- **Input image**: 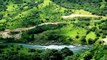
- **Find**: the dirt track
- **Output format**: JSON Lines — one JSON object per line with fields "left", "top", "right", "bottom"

{"left": 62, "top": 14, "right": 107, "bottom": 19}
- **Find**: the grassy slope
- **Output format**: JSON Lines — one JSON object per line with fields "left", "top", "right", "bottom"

{"left": 0, "top": 0, "right": 107, "bottom": 60}
{"left": 0, "top": 0, "right": 107, "bottom": 45}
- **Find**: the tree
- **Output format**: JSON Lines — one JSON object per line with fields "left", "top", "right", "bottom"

{"left": 41, "top": 49, "right": 62, "bottom": 60}
{"left": 86, "top": 32, "right": 96, "bottom": 44}
{"left": 61, "top": 47, "right": 73, "bottom": 58}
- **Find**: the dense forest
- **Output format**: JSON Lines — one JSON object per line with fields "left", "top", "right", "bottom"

{"left": 0, "top": 0, "right": 107, "bottom": 60}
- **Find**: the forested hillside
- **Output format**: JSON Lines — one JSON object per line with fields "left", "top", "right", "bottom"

{"left": 0, "top": 0, "right": 107, "bottom": 60}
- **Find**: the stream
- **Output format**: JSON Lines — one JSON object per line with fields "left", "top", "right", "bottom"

{"left": 1, "top": 43, "right": 92, "bottom": 52}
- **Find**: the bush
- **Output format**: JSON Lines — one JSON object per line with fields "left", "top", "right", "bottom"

{"left": 61, "top": 47, "right": 73, "bottom": 58}
{"left": 41, "top": 49, "right": 62, "bottom": 60}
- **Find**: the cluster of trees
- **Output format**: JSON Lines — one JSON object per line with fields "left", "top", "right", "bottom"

{"left": 0, "top": 0, "right": 107, "bottom": 45}
{"left": 0, "top": 0, "right": 66, "bottom": 30}
{"left": 65, "top": 45, "right": 107, "bottom": 60}
{"left": 0, "top": 0, "right": 43, "bottom": 30}
{"left": 0, "top": 44, "right": 107, "bottom": 60}
{"left": 16, "top": 24, "right": 94, "bottom": 45}
{"left": 0, "top": 44, "right": 73, "bottom": 60}
{"left": 0, "top": 19, "right": 106, "bottom": 45}
{"left": 0, "top": 0, "right": 107, "bottom": 60}
{"left": 52, "top": 0, "right": 107, "bottom": 16}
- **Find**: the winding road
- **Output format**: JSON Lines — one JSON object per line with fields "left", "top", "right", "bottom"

{"left": 0, "top": 22, "right": 66, "bottom": 32}
{"left": 0, "top": 22, "right": 67, "bottom": 39}
{"left": 62, "top": 14, "right": 107, "bottom": 19}
{"left": 0, "top": 14, "right": 106, "bottom": 33}
{"left": 0, "top": 14, "right": 107, "bottom": 39}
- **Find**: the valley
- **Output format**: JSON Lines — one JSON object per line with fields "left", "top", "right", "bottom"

{"left": 0, "top": 0, "right": 107, "bottom": 60}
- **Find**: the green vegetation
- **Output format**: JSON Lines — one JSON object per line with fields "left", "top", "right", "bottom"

{"left": 0, "top": 44, "right": 73, "bottom": 60}
{"left": 52, "top": 0, "right": 107, "bottom": 16}
{"left": 0, "top": 44, "right": 107, "bottom": 60}
{"left": 0, "top": 0, "right": 107, "bottom": 44}
{"left": 65, "top": 45, "right": 107, "bottom": 60}
{"left": 0, "top": 0, "right": 107, "bottom": 60}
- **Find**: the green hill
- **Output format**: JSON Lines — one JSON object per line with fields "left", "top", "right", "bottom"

{"left": 0, "top": 0, "right": 107, "bottom": 45}
{"left": 0, "top": 0, "right": 107, "bottom": 60}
